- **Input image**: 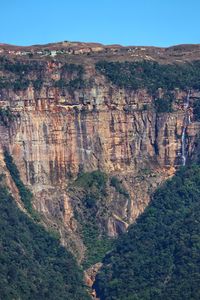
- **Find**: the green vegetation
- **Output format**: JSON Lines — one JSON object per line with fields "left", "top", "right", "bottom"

{"left": 0, "top": 180, "right": 89, "bottom": 300}
{"left": 4, "top": 62, "right": 31, "bottom": 75}
{"left": 61, "top": 63, "right": 85, "bottom": 77}
{"left": 96, "top": 60, "right": 200, "bottom": 93}
{"left": 0, "top": 77, "right": 11, "bottom": 89}
{"left": 4, "top": 150, "right": 35, "bottom": 217}
{"left": 0, "top": 58, "right": 43, "bottom": 75}
{"left": 54, "top": 78, "right": 86, "bottom": 91}
{"left": 81, "top": 223, "right": 113, "bottom": 269}
{"left": 193, "top": 100, "right": 200, "bottom": 121}
{"left": 13, "top": 79, "right": 30, "bottom": 91}
{"left": 154, "top": 98, "right": 173, "bottom": 113}
{"left": 0, "top": 107, "right": 15, "bottom": 127}
{"left": 110, "top": 176, "right": 129, "bottom": 198}
{"left": 142, "top": 104, "right": 148, "bottom": 111}
{"left": 74, "top": 171, "right": 113, "bottom": 268}
{"left": 54, "top": 63, "right": 86, "bottom": 91}
{"left": 95, "top": 165, "right": 200, "bottom": 300}
{"left": 75, "top": 170, "right": 107, "bottom": 192}
{"left": 32, "top": 79, "right": 43, "bottom": 90}
{"left": 0, "top": 77, "right": 44, "bottom": 91}
{"left": 0, "top": 58, "right": 44, "bottom": 91}
{"left": 0, "top": 78, "right": 31, "bottom": 91}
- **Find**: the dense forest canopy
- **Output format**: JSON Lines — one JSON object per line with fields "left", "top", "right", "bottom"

{"left": 94, "top": 165, "right": 200, "bottom": 300}
{"left": 96, "top": 60, "right": 200, "bottom": 92}
{"left": 0, "top": 179, "right": 89, "bottom": 300}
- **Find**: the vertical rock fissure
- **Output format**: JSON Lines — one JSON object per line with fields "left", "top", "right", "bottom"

{"left": 154, "top": 114, "right": 159, "bottom": 156}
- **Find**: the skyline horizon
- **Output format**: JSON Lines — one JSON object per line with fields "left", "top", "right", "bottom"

{"left": 1, "top": 38, "right": 200, "bottom": 48}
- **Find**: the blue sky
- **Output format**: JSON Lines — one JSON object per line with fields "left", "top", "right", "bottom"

{"left": 1, "top": 0, "right": 200, "bottom": 47}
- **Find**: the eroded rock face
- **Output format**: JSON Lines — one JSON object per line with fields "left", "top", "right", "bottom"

{"left": 1, "top": 54, "right": 200, "bottom": 259}
{"left": 5, "top": 88, "right": 193, "bottom": 179}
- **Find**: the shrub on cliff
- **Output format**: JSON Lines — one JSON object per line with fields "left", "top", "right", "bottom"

{"left": 13, "top": 79, "right": 30, "bottom": 91}
{"left": 0, "top": 107, "right": 15, "bottom": 127}
{"left": 110, "top": 176, "right": 129, "bottom": 198}
{"left": 32, "top": 79, "right": 43, "bottom": 90}
{"left": 94, "top": 165, "right": 200, "bottom": 300}
{"left": 75, "top": 170, "right": 107, "bottom": 191}
{"left": 193, "top": 100, "right": 200, "bottom": 121}
{"left": 154, "top": 98, "right": 173, "bottom": 113}
{"left": 61, "top": 63, "right": 85, "bottom": 77}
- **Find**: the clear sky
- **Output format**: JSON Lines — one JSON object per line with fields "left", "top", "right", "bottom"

{"left": 1, "top": 0, "right": 200, "bottom": 47}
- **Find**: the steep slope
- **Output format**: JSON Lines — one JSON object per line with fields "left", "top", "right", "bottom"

{"left": 94, "top": 165, "right": 200, "bottom": 300}
{"left": 1, "top": 42, "right": 200, "bottom": 263}
{"left": 0, "top": 176, "right": 89, "bottom": 300}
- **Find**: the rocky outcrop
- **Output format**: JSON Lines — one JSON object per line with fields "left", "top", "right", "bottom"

{"left": 84, "top": 263, "right": 103, "bottom": 299}
{"left": 1, "top": 47, "right": 200, "bottom": 260}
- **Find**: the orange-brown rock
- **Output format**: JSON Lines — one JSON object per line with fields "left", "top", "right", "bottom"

{"left": 1, "top": 44, "right": 200, "bottom": 259}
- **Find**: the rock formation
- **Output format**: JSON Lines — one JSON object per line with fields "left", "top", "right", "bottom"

{"left": 1, "top": 42, "right": 200, "bottom": 262}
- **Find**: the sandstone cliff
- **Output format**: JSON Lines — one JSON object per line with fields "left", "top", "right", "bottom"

{"left": 0, "top": 42, "right": 200, "bottom": 263}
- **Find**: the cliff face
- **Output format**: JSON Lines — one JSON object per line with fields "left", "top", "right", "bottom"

{"left": 1, "top": 43, "right": 200, "bottom": 261}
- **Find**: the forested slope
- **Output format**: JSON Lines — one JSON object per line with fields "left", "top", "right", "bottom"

{"left": 94, "top": 165, "right": 200, "bottom": 300}
{"left": 0, "top": 178, "right": 89, "bottom": 300}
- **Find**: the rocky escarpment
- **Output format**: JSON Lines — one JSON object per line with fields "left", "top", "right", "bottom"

{"left": 1, "top": 44, "right": 200, "bottom": 263}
